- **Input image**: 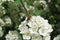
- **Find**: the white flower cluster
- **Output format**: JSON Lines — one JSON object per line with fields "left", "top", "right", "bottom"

{"left": 4, "top": 17, "right": 12, "bottom": 26}
{"left": 53, "top": 34, "right": 60, "bottom": 40}
{"left": 0, "top": 17, "right": 12, "bottom": 27}
{"left": 18, "top": 16, "right": 53, "bottom": 40}
{"left": 5, "top": 31, "right": 20, "bottom": 40}
{"left": 0, "top": 27, "right": 4, "bottom": 37}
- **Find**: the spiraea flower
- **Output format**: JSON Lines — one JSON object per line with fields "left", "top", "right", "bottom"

{"left": 0, "top": 27, "right": 4, "bottom": 37}
{"left": 18, "top": 16, "right": 53, "bottom": 40}
{"left": 18, "top": 20, "right": 31, "bottom": 40}
{"left": 0, "top": 18, "right": 5, "bottom": 26}
{"left": 31, "top": 33, "right": 42, "bottom": 40}
{"left": 4, "top": 16, "right": 12, "bottom": 26}
{"left": 5, "top": 31, "right": 20, "bottom": 40}
{"left": 38, "top": 24, "right": 53, "bottom": 36}
{"left": 53, "top": 34, "right": 60, "bottom": 40}
{"left": 28, "top": 16, "right": 53, "bottom": 36}
{"left": 43, "top": 34, "right": 51, "bottom": 40}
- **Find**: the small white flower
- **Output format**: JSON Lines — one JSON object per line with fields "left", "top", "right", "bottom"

{"left": 19, "top": 26, "right": 29, "bottom": 34}
{"left": 46, "top": 24, "right": 53, "bottom": 32}
{"left": 31, "top": 33, "right": 42, "bottom": 40}
{"left": 30, "top": 16, "right": 36, "bottom": 21}
{"left": 5, "top": 31, "right": 20, "bottom": 40}
{"left": 29, "top": 27, "right": 38, "bottom": 34}
{"left": 28, "top": 21, "right": 38, "bottom": 28}
{"left": 39, "top": 28, "right": 48, "bottom": 36}
{"left": 43, "top": 34, "right": 51, "bottom": 40}
{"left": 23, "top": 31, "right": 31, "bottom": 40}
{"left": 4, "top": 17, "right": 12, "bottom": 26}
{"left": 18, "top": 20, "right": 29, "bottom": 34}
{"left": 18, "top": 20, "right": 31, "bottom": 40}
{"left": 28, "top": 16, "right": 42, "bottom": 28}
{"left": 0, "top": 18, "right": 5, "bottom": 26}
{"left": 53, "top": 34, "right": 60, "bottom": 40}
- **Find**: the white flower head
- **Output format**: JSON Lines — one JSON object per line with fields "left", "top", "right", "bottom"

{"left": 53, "top": 34, "right": 60, "bottom": 40}
{"left": 18, "top": 16, "right": 53, "bottom": 40}
{"left": 43, "top": 34, "right": 51, "bottom": 40}
{"left": 5, "top": 31, "right": 20, "bottom": 40}
{"left": 4, "top": 17, "right": 12, "bottom": 26}
{"left": 18, "top": 20, "right": 29, "bottom": 34}
{"left": 29, "top": 27, "right": 38, "bottom": 34}
{"left": 18, "top": 20, "right": 31, "bottom": 40}
{"left": 39, "top": 28, "right": 48, "bottom": 36}
{"left": 23, "top": 31, "right": 31, "bottom": 40}
{"left": 0, "top": 18, "right": 5, "bottom": 26}
{"left": 28, "top": 21, "right": 38, "bottom": 28}
{"left": 31, "top": 33, "right": 42, "bottom": 40}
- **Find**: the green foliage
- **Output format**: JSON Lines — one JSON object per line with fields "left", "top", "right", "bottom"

{"left": 32, "top": 10, "right": 43, "bottom": 16}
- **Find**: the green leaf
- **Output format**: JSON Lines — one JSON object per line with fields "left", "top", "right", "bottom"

{"left": 32, "top": 10, "right": 43, "bottom": 16}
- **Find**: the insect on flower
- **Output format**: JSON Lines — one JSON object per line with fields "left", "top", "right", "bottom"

{"left": 27, "top": 16, "right": 31, "bottom": 21}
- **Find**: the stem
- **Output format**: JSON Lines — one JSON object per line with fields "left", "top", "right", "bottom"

{"left": 20, "top": 0, "right": 28, "bottom": 14}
